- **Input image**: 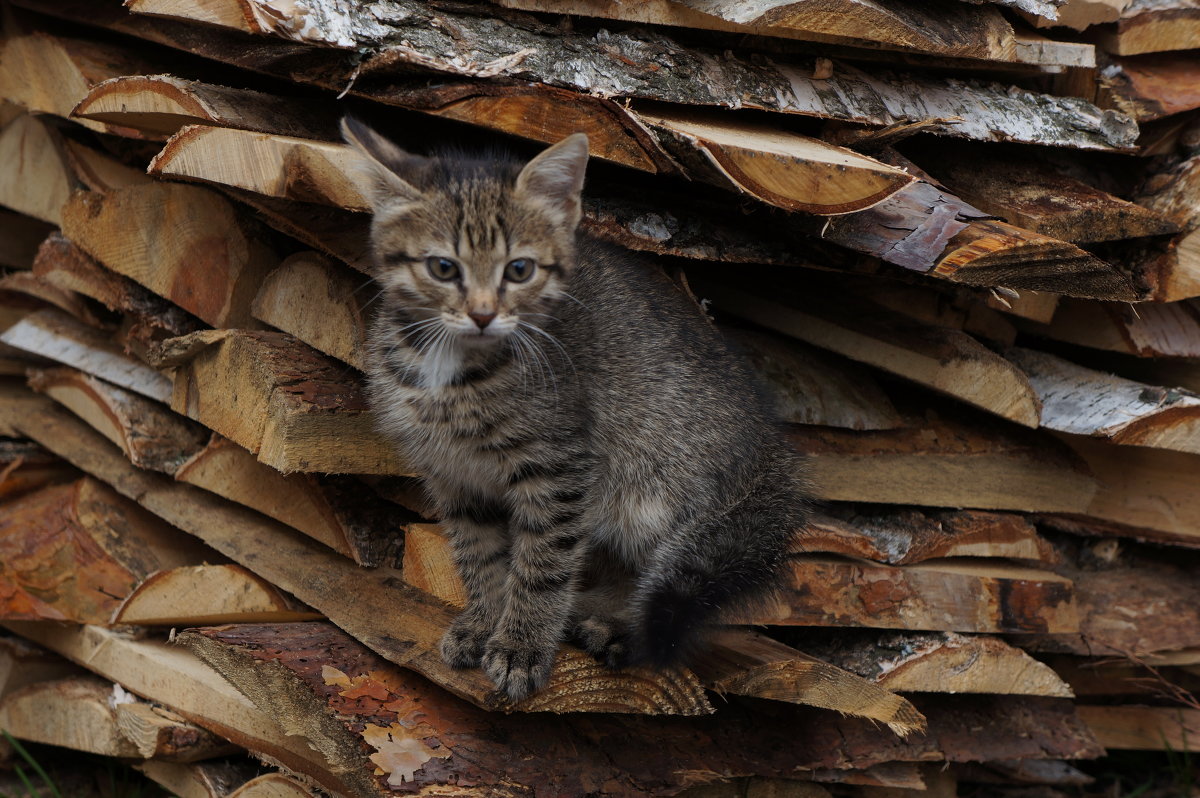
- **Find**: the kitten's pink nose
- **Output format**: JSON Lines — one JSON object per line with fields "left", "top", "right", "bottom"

{"left": 468, "top": 311, "right": 496, "bottom": 330}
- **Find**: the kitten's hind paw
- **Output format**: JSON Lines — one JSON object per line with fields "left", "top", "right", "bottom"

{"left": 571, "top": 616, "right": 630, "bottom": 670}
{"left": 482, "top": 634, "right": 555, "bottom": 702}
{"left": 440, "top": 611, "right": 493, "bottom": 669}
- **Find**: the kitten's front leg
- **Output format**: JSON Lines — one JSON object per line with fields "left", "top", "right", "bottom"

{"left": 483, "top": 466, "right": 592, "bottom": 702}
{"left": 438, "top": 493, "right": 511, "bottom": 669}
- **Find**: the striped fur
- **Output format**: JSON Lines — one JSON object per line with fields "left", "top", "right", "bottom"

{"left": 343, "top": 119, "right": 811, "bottom": 701}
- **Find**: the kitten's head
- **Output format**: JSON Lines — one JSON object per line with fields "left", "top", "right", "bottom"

{"left": 342, "top": 117, "right": 588, "bottom": 348}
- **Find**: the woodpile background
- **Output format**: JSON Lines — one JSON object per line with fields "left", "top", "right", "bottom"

{"left": 1, "top": 0, "right": 1200, "bottom": 795}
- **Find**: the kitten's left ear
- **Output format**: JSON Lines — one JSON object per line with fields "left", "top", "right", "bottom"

{"left": 340, "top": 116, "right": 427, "bottom": 210}
{"left": 515, "top": 133, "right": 589, "bottom": 228}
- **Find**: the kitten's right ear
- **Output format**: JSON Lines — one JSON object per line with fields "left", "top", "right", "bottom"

{"left": 340, "top": 117, "right": 425, "bottom": 209}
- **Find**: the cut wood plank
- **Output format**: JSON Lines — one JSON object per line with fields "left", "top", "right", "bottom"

{"left": 1098, "top": 52, "right": 1200, "bottom": 122}
{"left": 726, "top": 330, "right": 903, "bottom": 431}
{"left": 11, "top": 403, "right": 713, "bottom": 716}
{"left": 742, "top": 556, "right": 1079, "bottom": 634}
{"left": 61, "top": 182, "right": 277, "bottom": 329}
{"left": 1019, "top": 297, "right": 1200, "bottom": 357}
{"left": 179, "top": 622, "right": 943, "bottom": 795}
{"left": 0, "top": 308, "right": 172, "bottom": 401}
{"left": 2, "top": 621, "right": 361, "bottom": 798}
{"left": 0, "top": 477, "right": 213, "bottom": 624}
{"left": 800, "top": 631, "right": 1074, "bottom": 696}
{"left": 1078, "top": 705, "right": 1200, "bottom": 750}
{"left": 251, "top": 252, "right": 369, "bottom": 371}
{"left": 153, "top": 329, "right": 405, "bottom": 475}
{"left": 114, "top": 701, "right": 240, "bottom": 762}
{"left": 1097, "top": 0, "right": 1200, "bottom": 54}
{"left": 137, "top": 760, "right": 259, "bottom": 798}
{"left": 29, "top": 367, "right": 407, "bottom": 566}
{"left": 73, "top": 74, "right": 339, "bottom": 141}
{"left": 916, "top": 149, "right": 1179, "bottom": 243}
{"left": 1134, "top": 153, "right": 1200, "bottom": 301}
{"left": 805, "top": 506, "right": 1060, "bottom": 565}
{"left": 705, "top": 282, "right": 1042, "bottom": 427}
{"left": 794, "top": 411, "right": 1099, "bottom": 512}
{"left": 0, "top": 114, "right": 75, "bottom": 225}
{"left": 112, "top": 564, "right": 322, "bottom": 626}
{"left": 0, "top": 209, "right": 54, "bottom": 270}
{"left": 0, "top": 676, "right": 140, "bottom": 757}
{"left": 32, "top": 232, "right": 202, "bottom": 341}
{"left": 0, "top": 18, "right": 156, "bottom": 137}
{"left": 118, "top": 0, "right": 1134, "bottom": 150}
{"left": 1009, "top": 346, "right": 1200, "bottom": 454}
{"left": 399, "top": 518, "right": 926, "bottom": 734}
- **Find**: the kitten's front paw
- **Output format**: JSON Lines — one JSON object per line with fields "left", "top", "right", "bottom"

{"left": 440, "top": 610, "right": 493, "bottom": 669}
{"left": 571, "top": 615, "right": 630, "bottom": 670}
{"left": 481, "top": 633, "right": 556, "bottom": 702}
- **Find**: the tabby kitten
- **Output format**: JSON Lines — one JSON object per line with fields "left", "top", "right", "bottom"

{"left": 341, "top": 118, "right": 810, "bottom": 702}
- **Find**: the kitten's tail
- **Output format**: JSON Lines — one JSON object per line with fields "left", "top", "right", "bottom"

{"left": 626, "top": 454, "right": 810, "bottom": 667}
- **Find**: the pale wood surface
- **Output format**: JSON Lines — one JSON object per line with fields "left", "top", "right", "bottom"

{"left": 1021, "top": 298, "right": 1200, "bottom": 358}
{"left": 1098, "top": 0, "right": 1200, "bottom": 54}
{"left": 112, "top": 564, "right": 322, "bottom": 626}
{"left": 137, "top": 760, "right": 259, "bottom": 798}
{"left": 0, "top": 114, "right": 75, "bottom": 225}
{"left": 0, "top": 676, "right": 140, "bottom": 757}
{"left": 114, "top": 701, "right": 239, "bottom": 762}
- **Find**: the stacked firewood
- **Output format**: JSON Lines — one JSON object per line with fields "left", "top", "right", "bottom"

{"left": 2, "top": 0, "right": 1200, "bottom": 795}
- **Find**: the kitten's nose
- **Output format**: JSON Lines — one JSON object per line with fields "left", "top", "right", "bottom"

{"left": 468, "top": 311, "right": 496, "bottom": 330}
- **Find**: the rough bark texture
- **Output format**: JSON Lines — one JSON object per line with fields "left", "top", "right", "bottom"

{"left": 1098, "top": 52, "right": 1200, "bottom": 121}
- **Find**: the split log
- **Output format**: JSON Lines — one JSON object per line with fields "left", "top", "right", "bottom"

{"left": 399, "top": 519, "right": 926, "bottom": 734}
{"left": 704, "top": 282, "right": 1043, "bottom": 427}
{"left": 114, "top": 701, "right": 241, "bottom": 762}
{"left": 1019, "top": 297, "right": 1200, "bottom": 358}
{"left": 742, "top": 556, "right": 1079, "bottom": 634}
{"left": 228, "top": 775, "right": 326, "bottom": 798}
{"left": 1024, "top": 0, "right": 1132, "bottom": 29}
{"left": 804, "top": 506, "right": 1060, "bottom": 566}
{"left": 29, "top": 368, "right": 407, "bottom": 566}
{"left": 725, "top": 330, "right": 903, "bottom": 430}
{"left": 915, "top": 148, "right": 1179, "bottom": 243}
{"left": 986, "top": 288, "right": 1059, "bottom": 324}
{"left": 32, "top": 232, "right": 202, "bottom": 342}
{"left": 493, "top": 0, "right": 1022, "bottom": 62}
{"left": 73, "top": 74, "right": 339, "bottom": 141}
{"left": 251, "top": 252, "right": 369, "bottom": 371}
{"left": 1098, "top": 52, "right": 1200, "bottom": 122}
{"left": 152, "top": 329, "right": 405, "bottom": 475}
{"left": 0, "top": 635, "right": 83, "bottom": 698}
{"left": 1133, "top": 153, "right": 1200, "bottom": 301}
{"left": 0, "top": 270, "right": 105, "bottom": 328}
{"left": 178, "top": 622, "right": 945, "bottom": 796}
{"left": 220, "top": 189, "right": 372, "bottom": 272}
{"left": 0, "top": 477, "right": 213, "bottom": 624}
{"left": 0, "top": 308, "right": 172, "bottom": 401}
{"left": 844, "top": 279, "right": 1017, "bottom": 346}
{"left": 0, "top": 676, "right": 140, "bottom": 757}
{"left": 1078, "top": 705, "right": 1200, "bottom": 750}
{"left": 794, "top": 410, "right": 1099, "bottom": 512}
{"left": 111, "top": 564, "right": 322, "bottom": 626}
{"left": 1097, "top": 0, "right": 1200, "bottom": 54}
{"left": 135, "top": 761, "right": 262, "bottom": 798}
{"left": 2, "top": 621, "right": 363, "bottom": 797}
{"left": 0, "top": 16, "right": 155, "bottom": 137}
{"left": 798, "top": 631, "right": 1074, "bottom": 696}
{"left": 61, "top": 182, "right": 277, "bottom": 329}
{"left": 11, "top": 403, "right": 714, "bottom": 716}
{"left": 118, "top": 0, "right": 1136, "bottom": 150}
{"left": 0, "top": 114, "right": 75, "bottom": 225}
{"left": 0, "top": 209, "right": 54, "bottom": 270}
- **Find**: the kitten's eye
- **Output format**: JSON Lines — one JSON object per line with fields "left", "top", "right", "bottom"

{"left": 426, "top": 256, "right": 460, "bottom": 281}
{"left": 504, "top": 258, "right": 536, "bottom": 283}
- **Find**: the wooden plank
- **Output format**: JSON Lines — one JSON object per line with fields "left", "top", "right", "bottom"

{"left": 0, "top": 308, "right": 172, "bottom": 401}
{"left": 705, "top": 282, "right": 1043, "bottom": 427}
{"left": 60, "top": 182, "right": 278, "bottom": 330}
{"left": 794, "top": 412, "right": 1099, "bottom": 512}
{"left": 112, "top": 564, "right": 322, "bottom": 626}
{"left": 10, "top": 403, "right": 714, "bottom": 716}
{"left": 153, "top": 329, "right": 406, "bottom": 476}
{"left": 2, "top": 621, "right": 362, "bottom": 797}
{"left": 1078, "top": 705, "right": 1200, "bottom": 749}
{"left": 0, "top": 477, "right": 213, "bottom": 624}
{"left": 742, "top": 556, "right": 1079, "bottom": 634}
{"left": 1097, "top": 0, "right": 1200, "bottom": 54}
{"left": 1009, "top": 346, "right": 1200, "bottom": 454}
{"left": 800, "top": 631, "right": 1074, "bottom": 696}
